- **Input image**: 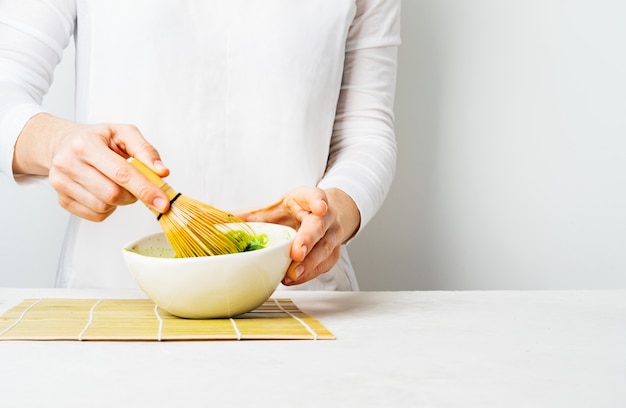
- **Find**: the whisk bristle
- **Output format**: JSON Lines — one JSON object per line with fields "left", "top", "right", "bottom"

{"left": 129, "top": 158, "right": 255, "bottom": 258}
{"left": 160, "top": 195, "right": 254, "bottom": 257}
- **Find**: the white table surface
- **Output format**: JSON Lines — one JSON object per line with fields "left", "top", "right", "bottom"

{"left": 0, "top": 288, "right": 624, "bottom": 408}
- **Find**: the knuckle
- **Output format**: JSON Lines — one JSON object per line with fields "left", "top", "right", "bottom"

{"left": 91, "top": 211, "right": 112, "bottom": 222}
{"left": 57, "top": 194, "right": 72, "bottom": 210}
{"left": 48, "top": 173, "right": 63, "bottom": 191}
{"left": 67, "top": 135, "right": 90, "bottom": 155}
{"left": 138, "top": 140, "right": 157, "bottom": 153}
{"left": 113, "top": 123, "right": 139, "bottom": 136}
{"left": 113, "top": 165, "right": 132, "bottom": 184}
{"left": 320, "top": 239, "right": 335, "bottom": 257}
{"left": 334, "top": 224, "right": 346, "bottom": 244}
{"left": 315, "top": 248, "right": 341, "bottom": 277}
{"left": 91, "top": 201, "right": 107, "bottom": 214}
{"left": 101, "top": 186, "right": 122, "bottom": 205}
{"left": 124, "top": 123, "right": 141, "bottom": 133}
{"left": 134, "top": 183, "right": 155, "bottom": 203}
{"left": 90, "top": 203, "right": 116, "bottom": 221}
{"left": 50, "top": 155, "right": 72, "bottom": 176}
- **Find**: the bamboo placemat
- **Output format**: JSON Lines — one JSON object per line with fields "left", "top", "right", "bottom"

{"left": 0, "top": 298, "right": 334, "bottom": 341}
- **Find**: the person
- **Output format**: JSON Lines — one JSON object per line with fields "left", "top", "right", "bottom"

{"left": 0, "top": 0, "right": 400, "bottom": 291}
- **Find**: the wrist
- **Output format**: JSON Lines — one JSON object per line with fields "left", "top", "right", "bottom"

{"left": 12, "top": 113, "right": 78, "bottom": 176}
{"left": 325, "top": 187, "right": 361, "bottom": 244}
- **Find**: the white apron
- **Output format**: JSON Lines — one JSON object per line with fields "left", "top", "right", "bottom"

{"left": 0, "top": 0, "right": 401, "bottom": 290}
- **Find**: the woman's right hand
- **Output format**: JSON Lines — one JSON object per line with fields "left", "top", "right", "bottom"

{"left": 13, "top": 113, "right": 170, "bottom": 222}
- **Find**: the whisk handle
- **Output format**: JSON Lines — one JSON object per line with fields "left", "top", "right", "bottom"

{"left": 128, "top": 157, "right": 170, "bottom": 192}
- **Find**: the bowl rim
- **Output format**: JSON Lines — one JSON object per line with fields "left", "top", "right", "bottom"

{"left": 122, "top": 222, "right": 296, "bottom": 262}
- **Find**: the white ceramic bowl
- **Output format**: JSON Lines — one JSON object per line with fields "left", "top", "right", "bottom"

{"left": 122, "top": 222, "right": 296, "bottom": 318}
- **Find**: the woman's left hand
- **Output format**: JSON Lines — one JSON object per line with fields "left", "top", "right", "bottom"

{"left": 235, "top": 187, "right": 360, "bottom": 286}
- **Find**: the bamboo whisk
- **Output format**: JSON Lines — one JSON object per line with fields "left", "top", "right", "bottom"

{"left": 129, "top": 157, "right": 255, "bottom": 257}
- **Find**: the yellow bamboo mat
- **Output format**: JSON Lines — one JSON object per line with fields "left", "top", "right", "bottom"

{"left": 0, "top": 298, "right": 335, "bottom": 341}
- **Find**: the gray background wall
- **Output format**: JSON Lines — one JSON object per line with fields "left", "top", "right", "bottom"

{"left": 1, "top": 1, "right": 625, "bottom": 289}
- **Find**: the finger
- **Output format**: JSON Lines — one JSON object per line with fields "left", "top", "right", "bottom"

{"left": 55, "top": 123, "right": 170, "bottom": 213}
{"left": 100, "top": 153, "right": 170, "bottom": 213}
{"left": 235, "top": 188, "right": 328, "bottom": 227}
{"left": 60, "top": 160, "right": 137, "bottom": 206}
{"left": 232, "top": 198, "right": 294, "bottom": 226}
{"left": 285, "top": 212, "right": 343, "bottom": 285}
{"left": 82, "top": 126, "right": 170, "bottom": 213}
{"left": 283, "top": 246, "right": 341, "bottom": 286}
{"left": 108, "top": 124, "right": 170, "bottom": 178}
{"left": 282, "top": 261, "right": 303, "bottom": 286}
{"left": 287, "top": 220, "right": 339, "bottom": 281}
{"left": 51, "top": 143, "right": 138, "bottom": 208}
{"left": 289, "top": 204, "right": 332, "bottom": 262}
{"left": 51, "top": 169, "right": 122, "bottom": 220}
{"left": 284, "top": 187, "right": 328, "bottom": 218}
{"left": 57, "top": 187, "right": 115, "bottom": 220}
{"left": 61, "top": 197, "right": 117, "bottom": 222}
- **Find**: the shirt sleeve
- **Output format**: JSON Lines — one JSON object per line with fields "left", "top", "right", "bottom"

{"left": 0, "top": 0, "right": 76, "bottom": 180}
{"left": 317, "top": 0, "right": 401, "bottom": 234}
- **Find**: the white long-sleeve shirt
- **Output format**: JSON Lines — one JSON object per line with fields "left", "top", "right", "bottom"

{"left": 0, "top": 0, "right": 400, "bottom": 290}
